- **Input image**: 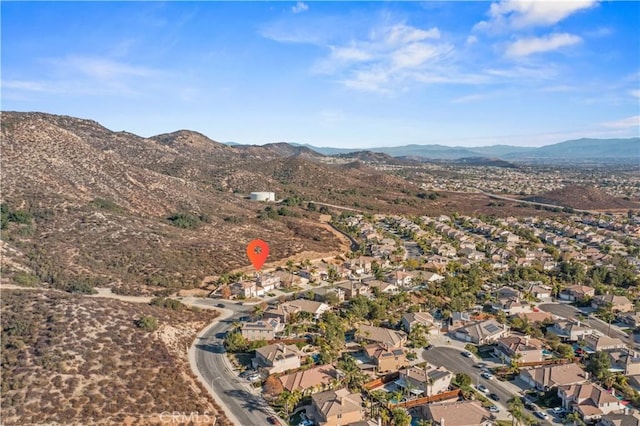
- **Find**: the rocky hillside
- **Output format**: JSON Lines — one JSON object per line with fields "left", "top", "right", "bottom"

{"left": 524, "top": 185, "right": 638, "bottom": 211}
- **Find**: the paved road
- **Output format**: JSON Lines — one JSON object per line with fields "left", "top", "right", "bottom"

{"left": 191, "top": 300, "right": 280, "bottom": 426}
{"left": 538, "top": 303, "right": 629, "bottom": 340}
{"left": 420, "top": 347, "right": 558, "bottom": 425}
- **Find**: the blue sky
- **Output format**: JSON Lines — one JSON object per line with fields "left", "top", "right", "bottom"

{"left": 2, "top": 1, "right": 639, "bottom": 148}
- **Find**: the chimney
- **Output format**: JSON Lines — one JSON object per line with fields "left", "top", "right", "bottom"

{"left": 440, "top": 418, "right": 445, "bottom": 426}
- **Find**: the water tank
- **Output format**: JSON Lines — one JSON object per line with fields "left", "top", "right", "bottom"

{"left": 250, "top": 192, "right": 275, "bottom": 202}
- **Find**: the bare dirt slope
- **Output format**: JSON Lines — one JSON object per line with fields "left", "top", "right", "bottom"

{"left": 1, "top": 289, "right": 231, "bottom": 425}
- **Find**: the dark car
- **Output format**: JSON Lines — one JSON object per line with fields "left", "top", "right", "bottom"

{"left": 424, "top": 344, "right": 433, "bottom": 350}
{"left": 489, "top": 393, "right": 500, "bottom": 401}
{"left": 216, "top": 303, "right": 225, "bottom": 308}
{"left": 267, "top": 416, "right": 279, "bottom": 425}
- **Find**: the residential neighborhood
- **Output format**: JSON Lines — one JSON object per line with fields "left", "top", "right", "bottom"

{"left": 212, "top": 211, "right": 639, "bottom": 426}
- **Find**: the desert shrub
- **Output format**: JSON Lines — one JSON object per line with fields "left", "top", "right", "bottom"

{"left": 150, "top": 298, "right": 184, "bottom": 311}
{"left": 135, "top": 316, "right": 158, "bottom": 332}
{"left": 90, "top": 198, "right": 123, "bottom": 213}
{"left": 13, "top": 272, "right": 39, "bottom": 287}
{"left": 167, "top": 212, "right": 201, "bottom": 229}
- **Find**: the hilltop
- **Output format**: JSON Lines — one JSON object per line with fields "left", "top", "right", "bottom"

{"left": 524, "top": 185, "right": 638, "bottom": 211}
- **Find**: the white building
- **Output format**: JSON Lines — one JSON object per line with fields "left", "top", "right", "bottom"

{"left": 250, "top": 192, "right": 275, "bottom": 202}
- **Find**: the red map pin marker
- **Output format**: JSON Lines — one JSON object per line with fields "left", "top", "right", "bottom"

{"left": 246, "top": 239, "right": 269, "bottom": 271}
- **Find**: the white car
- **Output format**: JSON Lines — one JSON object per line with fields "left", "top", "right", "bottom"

{"left": 477, "top": 384, "right": 489, "bottom": 394}
{"left": 488, "top": 405, "right": 499, "bottom": 413}
{"left": 535, "top": 411, "right": 549, "bottom": 420}
{"left": 481, "top": 371, "right": 493, "bottom": 379}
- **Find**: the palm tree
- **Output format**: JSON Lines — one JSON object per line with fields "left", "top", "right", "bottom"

{"left": 507, "top": 396, "right": 525, "bottom": 426}
{"left": 564, "top": 411, "right": 585, "bottom": 426}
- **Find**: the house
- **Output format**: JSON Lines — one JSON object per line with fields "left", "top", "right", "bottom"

{"left": 592, "top": 295, "right": 634, "bottom": 313}
{"left": 310, "top": 388, "right": 365, "bottom": 426}
{"left": 279, "top": 365, "right": 340, "bottom": 394}
{"left": 402, "top": 312, "right": 435, "bottom": 333}
{"left": 422, "top": 272, "right": 445, "bottom": 283}
{"left": 280, "top": 299, "right": 331, "bottom": 319}
{"left": 336, "top": 281, "right": 371, "bottom": 300}
{"left": 618, "top": 312, "right": 640, "bottom": 328}
{"left": 491, "top": 297, "right": 532, "bottom": 315}
{"left": 356, "top": 324, "right": 407, "bottom": 347}
{"left": 496, "top": 286, "right": 521, "bottom": 299}
{"left": 416, "top": 400, "right": 494, "bottom": 426}
{"left": 520, "top": 363, "right": 589, "bottom": 391}
{"left": 312, "top": 287, "right": 345, "bottom": 304}
{"left": 597, "top": 412, "right": 640, "bottom": 426}
{"left": 548, "top": 319, "right": 592, "bottom": 342}
{"left": 396, "top": 365, "right": 453, "bottom": 397}
{"left": 256, "top": 273, "right": 281, "bottom": 291}
{"left": 364, "top": 280, "right": 398, "bottom": 294}
{"left": 581, "top": 332, "right": 627, "bottom": 352}
{"left": 453, "top": 319, "right": 509, "bottom": 345}
{"left": 253, "top": 343, "right": 303, "bottom": 374}
{"left": 241, "top": 319, "right": 284, "bottom": 341}
{"left": 560, "top": 285, "right": 595, "bottom": 302}
{"left": 231, "top": 280, "right": 258, "bottom": 298}
{"left": 387, "top": 270, "right": 418, "bottom": 287}
{"left": 558, "top": 383, "right": 625, "bottom": 421}
{"left": 344, "top": 256, "right": 374, "bottom": 275}
{"left": 363, "top": 344, "right": 410, "bottom": 373}
{"left": 511, "top": 311, "right": 554, "bottom": 324}
{"left": 494, "top": 335, "right": 545, "bottom": 364}
{"left": 527, "top": 283, "right": 552, "bottom": 301}
{"left": 607, "top": 348, "right": 640, "bottom": 375}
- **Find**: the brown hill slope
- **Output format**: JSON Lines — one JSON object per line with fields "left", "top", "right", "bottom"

{"left": 1, "top": 112, "right": 341, "bottom": 294}
{"left": 1, "top": 289, "right": 231, "bottom": 425}
{"left": 524, "top": 185, "right": 637, "bottom": 210}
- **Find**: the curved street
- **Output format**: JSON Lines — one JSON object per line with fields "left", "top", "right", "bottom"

{"left": 189, "top": 299, "right": 281, "bottom": 426}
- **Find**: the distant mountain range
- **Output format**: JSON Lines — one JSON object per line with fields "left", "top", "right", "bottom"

{"left": 226, "top": 138, "right": 639, "bottom": 163}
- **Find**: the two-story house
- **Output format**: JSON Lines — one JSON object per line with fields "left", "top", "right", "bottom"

{"left": 494, "top": 335, "right": 545, "bottom": 364}
{"left": 416, "top": 400, "right": 494, "bottom": 426}
{"left": 402, "top": 311, "right": 435, "bottom": 333}
{"left": 241, "top": 318, "right": 284, "bottom": 341}
{"left": 558, "top": 383, "right": 625, "bottom": 421}
{"left": 363, "top": 343, "right": 409, "bottom": 373}
{"left": 356, "top": 324, "right": 407, "bottom": 347}
{"left": 310, "top": 388, "right": 365, "bottom": 426}
{"left": 548, "top": 319, "right": 592, "bottom": 342}
{"left": 520, "top": 363, "right": 589, "bottom": 391}
{"left": 453, "top": 319, "right": 509, "bottom": 345}
{"left": 253, "top": 343, "right": 303, "bottom": 374}
{"left": 560, "top": 285, "right": 595, "bottom": 302}
{"left": 592, "top": 295, "right": 634, "bottom": 313}
{"left": 396, "top": 365, "right": 453, "bottom": 397}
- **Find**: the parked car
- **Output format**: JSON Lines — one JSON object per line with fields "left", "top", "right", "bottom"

{"left": 477, "top": 384, "right": 489, "bottom": 394}
{"left": 461, "top": 351, "right": 473, "bottom": 358}
{"left": 481, "top": 371, "right": 493, "bottom": 379}
{"left": 489, "top": 393, "right": 500, "bottom": 401}
{"left": 474, "top": 362, "right": 487, "bottom": 369}
{"left": 216, "top": 303, "right": 225, "bottom": 308}
{"left": 267, "top": 416, "right": 279, "bottom": 425}
{"left": 552, "top": 407, "right": 566, "bottom": 415}
{"left": 488, "top": 405, "right": 499, "bottom": 413}
{"left": 424, "top": 344, "right": 433, "bottom": 350}
{"left": 535, "top": 411, "right": 549, "bottom": 420}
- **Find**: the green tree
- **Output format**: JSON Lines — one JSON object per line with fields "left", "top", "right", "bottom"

{"left": 391, "top": 408, "right": 411, "bottom": 426}
{"left": 223, "top": 331, "right": 248, "bottom": 353}
{"left": 507, "top": 396, "right": 525, "bottom": 426}
{"left": 455, "top": 372, "right": 472, "bottom": 388}
{"left": 556, "top": 343, "right": 575, "bottom": 360}
{"left": 563, "top": 411, "right": 585, "bottom": 426}
{"left": 586, "top": 351, "right": 611, "bottom": 381}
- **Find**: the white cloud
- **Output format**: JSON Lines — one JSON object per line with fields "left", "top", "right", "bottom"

{"left": 291, "top": 2, "right": 308, "bottom": 14}
{"left": 505, "top": 33, "right": 582, "bottom": 57}
{"left": 602, "top": 115, "right": 640, "bottom": 129}
{"left": 475, "top": 0, "right": 598, "bottom": 31}
{"left": 631, "top": 89, "right": 640, "bottom": 98}
{"left": 465, "top": 35, "right": 478, "bottom": 45}
{"left": 450, "top": 93, "right": 491, "bottom": 104}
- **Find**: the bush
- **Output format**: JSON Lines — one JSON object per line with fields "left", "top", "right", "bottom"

{"left": 150, "top": 298, "right": 184, "bottom": 311}
{"left": 167, "top": 212, "right": 201, "bottom": 229}
{"left": 13, "top": 272, "right": 39, "bottom": 287}
{"left": 135, "top": 316, "right": 158, "bottom": 332}
{"left": 90, "top": 198, "right": 123, "bottom": 213}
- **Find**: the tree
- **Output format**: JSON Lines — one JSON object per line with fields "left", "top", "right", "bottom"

{"left": 263, "top": 375, "right": 284, "bottom": 400}
{"left": 391, "top": 408, "right": 412, "bottom": 426}
{"left": 277, "top": 389, "right": 301, "bottom": 417}
{"left": 455, "top": 372, "right": 472, "bottom": 388}
{"left": 563, "top": 411, "right": 585, "bottom": 426}
{"left": 220, "top": 285, "right": 231, "bottom": 299}
{"left": 586, "top": 351, "right": 611, "bottom": 381}
{"left": 408, "top": 324, "right": 429, "bottom": 348}
{"left": 337, "top": 353, "right": 368, "bottom": 391}
{"left": 557, "top": 343, "right": 575, "bottom": 360}
{"left": 508, "top": 396, "right": 525, "bottom": 426}
{"left": 223, "top": 331, "right": 248, "bottom": 353}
